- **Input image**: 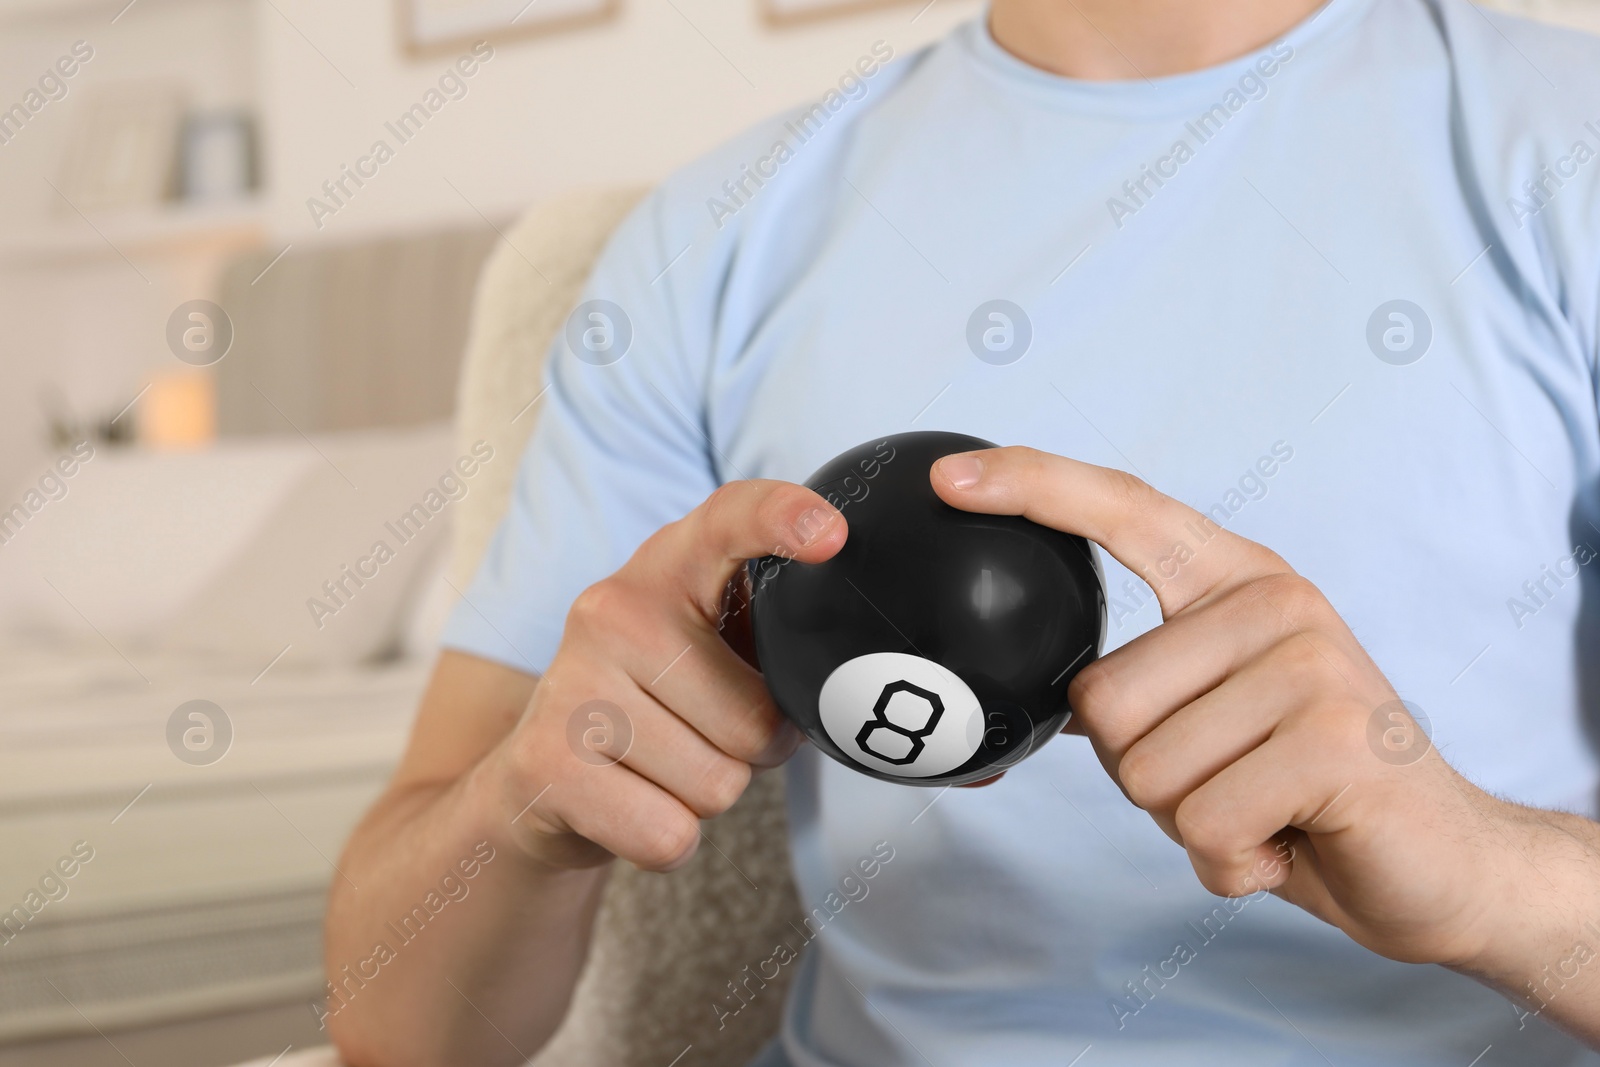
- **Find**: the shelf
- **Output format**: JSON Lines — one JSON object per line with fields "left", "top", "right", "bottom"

{"left": 0, "top": 198, "right": 267, "bottom": 265}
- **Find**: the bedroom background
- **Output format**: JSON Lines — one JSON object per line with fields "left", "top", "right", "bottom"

{"left": 0, "top": 0, "right": 1595, "bottom": 1065}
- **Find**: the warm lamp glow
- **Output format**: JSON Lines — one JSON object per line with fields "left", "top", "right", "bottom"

{"left": 140, "top": 370, "right": 217, "bottom": 449}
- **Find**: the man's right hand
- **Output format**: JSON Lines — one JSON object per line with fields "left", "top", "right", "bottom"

{"left": 485, "top": 479, "right": 847, "bottom": 873}
{"left": 325, "top": 479, "right": 846, "bottom": 1067}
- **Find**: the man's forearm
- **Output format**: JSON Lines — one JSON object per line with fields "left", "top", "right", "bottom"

{"left": 324, "top": 752, "right": 609, "bottom": 1067}
{"left": 1456, "top": 803, "right": 1600, "bottom": 1046}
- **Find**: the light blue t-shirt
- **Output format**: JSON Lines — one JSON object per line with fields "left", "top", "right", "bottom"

{"left": 442, "top": 0, "right": 1600, "bottom": 1062}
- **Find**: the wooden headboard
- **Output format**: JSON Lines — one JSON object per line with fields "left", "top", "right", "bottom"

{"left": 214, "top": 225, "right": 499, "bottom": 435}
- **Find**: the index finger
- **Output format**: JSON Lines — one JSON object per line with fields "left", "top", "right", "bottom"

{"left": 929, "top": 447, "right": 1288, "bottom": 616}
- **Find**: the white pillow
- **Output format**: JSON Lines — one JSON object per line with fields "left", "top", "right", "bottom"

{"left": 0, "top": 438, "right": 314, "bottom": 640}
{"left": 158, "top": 424, "right": 459, "bottom": 669}
{"left": 0, "top": 424, "right": 466, "bottom": 669}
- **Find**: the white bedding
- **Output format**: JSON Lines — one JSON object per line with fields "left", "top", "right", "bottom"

{"left": 0, "top": 424, "right": 458, "bottom": 670}
{"left": 0, "top": 639, "right": 428, "bottom": 1042}
{"left": 0, "top": 427, "right": 460, "bottom": 1045}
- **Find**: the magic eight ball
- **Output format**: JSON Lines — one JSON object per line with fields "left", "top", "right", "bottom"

{"left": 748, "top": 431, "right": 1107, "bottom": 787}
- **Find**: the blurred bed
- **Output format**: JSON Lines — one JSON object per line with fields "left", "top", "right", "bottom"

{"left": 0, "top": 224, "right": 499, "bottom": 1066}
{"left": 0, "top": 425, "right": 462, "bottom": 1049}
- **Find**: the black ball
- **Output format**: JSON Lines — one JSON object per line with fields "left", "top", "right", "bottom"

{"left": 748, "top": 431, "right": 1107, "bottom": 787}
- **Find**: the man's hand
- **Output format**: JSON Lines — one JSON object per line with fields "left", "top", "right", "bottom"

{"left": 325, "top": 481, "right": 846, "bottom": 1067}
{"left": 932, "top": 446, "right": 1600, "bottom": 1042}
{"left": 486, "top": 480, "right": 845, "bottom": 873}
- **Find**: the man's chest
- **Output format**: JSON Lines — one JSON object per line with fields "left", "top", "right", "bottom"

{"left": 712, "top": 179, "right": 1600, "bottom": 802}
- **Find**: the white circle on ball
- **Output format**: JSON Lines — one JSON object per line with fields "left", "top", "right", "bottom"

{"left": 817, "top": 652, "right": 984, "bottom": 778}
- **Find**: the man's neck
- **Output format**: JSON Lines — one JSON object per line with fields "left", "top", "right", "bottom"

{"left": 987, "top": 0, "right": 1326, "bottom": 80}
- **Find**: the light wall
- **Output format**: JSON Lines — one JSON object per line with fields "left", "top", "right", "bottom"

{"left": 0, "top": 0, "right": 259, "bottom": 489}
{"left": 258, "top": 0, "right": 978, "bottom": 238}
{"left": 0, "top": 0, "right": 976, "bottom": 490}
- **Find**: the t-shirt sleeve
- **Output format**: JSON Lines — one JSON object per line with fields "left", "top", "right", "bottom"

{"left": 439, "top": 190, "right": 723, "bottom": 675}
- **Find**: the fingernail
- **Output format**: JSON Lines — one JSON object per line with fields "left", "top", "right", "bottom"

{"left": 765, "top": 719, "right": 805, "bottom": 763}
{"left": 939, "top": 454, "right": 984, "bottom": 489}
{"left": 793, "top": 505, "right": 840, "bottom": 547}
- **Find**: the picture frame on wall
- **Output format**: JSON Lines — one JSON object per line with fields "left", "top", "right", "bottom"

{"left": 760, "top": 0, "right": 924, "bottom": 26}
{"left": 396, "top": 0, "right": 618, "bottom": 55}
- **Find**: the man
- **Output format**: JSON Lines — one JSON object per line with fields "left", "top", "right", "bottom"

{"left": 325, "top": 0, "right": 1600, "bottom": 1062}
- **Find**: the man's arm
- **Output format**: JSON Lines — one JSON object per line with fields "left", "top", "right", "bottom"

{"left": 324, "top": 480, "right": 845, "bottom": 1067}
{"left": 1454, "top": 803, "right": 1600, "bottom": 1041}
{"left": 933, "top": 446, "right": 1600, "bottom": 1047}
{"left": 322, "top": 652, "right": 608, "bottom": 1066}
